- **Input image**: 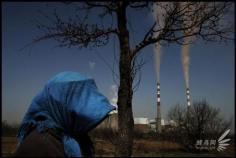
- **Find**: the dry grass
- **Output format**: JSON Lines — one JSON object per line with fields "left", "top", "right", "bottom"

{"left": 133, "top": 139, "right": 183, "bottom": 154}
{"left": 2, "top": 137, "right": 235, "bottom": 157}
{"left": 94, "top": 139, "right": 115, "bottom": 157}
{"left": 2, "top": 137, "right": 18, "bottom": 157}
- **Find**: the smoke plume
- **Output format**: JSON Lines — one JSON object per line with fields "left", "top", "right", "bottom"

{"left": 110, "top": 85, "right": 118, "bottom": 108}
{"left": 152, "top": 2, "right": 167, "bottom": 82}
{"left": 180, "top": 2, "right": 198, "bottom": 89}
{"left": 89, "top": 61, "right": 96, "bottom": 69}
{"left": 181, "top": 37, "right": 191, "bottom": 88}
{"left": 154, "top": 43, "right": 161, "bottom": 82}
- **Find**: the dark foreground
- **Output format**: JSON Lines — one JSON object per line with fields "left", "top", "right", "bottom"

{"left": 2, "top": 137, "right": 235, "bottom": 157}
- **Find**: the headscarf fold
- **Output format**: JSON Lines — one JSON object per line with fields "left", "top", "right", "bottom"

{"left": 17, "top": 71, "right": 116, "bottom": 157}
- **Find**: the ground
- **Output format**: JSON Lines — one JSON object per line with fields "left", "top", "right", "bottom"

{"left": 2, "top": 137, "right": 235, "bottom": 157}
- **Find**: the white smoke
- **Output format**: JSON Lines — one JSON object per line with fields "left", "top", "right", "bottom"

{"left": 110, "top": 84, "right": 118, "bottom": 108}
{"left": 180, "top": 2, "right": 199, "bottom": 89}
{"left": 153, "top": 2, "right": 166, "bottom": 31}
{"left": 181, "top": 37, "right": 191, "bottom": 88}
{"left": 152, "top": 2, "right": 167, "bottom": 82}
{"left": 154, "top": 43, "right": 161, "bottom": 82}
{"left": 89, "top": 61, "right": 96, "bottom": 69}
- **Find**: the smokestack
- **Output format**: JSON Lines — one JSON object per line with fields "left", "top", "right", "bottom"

{"left": 156, "top": 82, "right": 161, "bottom": 133}
{"left": 186, "top": 88, "right": 191, "bottom": 107}
{"left": 186, "top": 87, "right": 191, "bottom": 115}
{"left": 186, "top": 88, "right": 192, "bottom": 128}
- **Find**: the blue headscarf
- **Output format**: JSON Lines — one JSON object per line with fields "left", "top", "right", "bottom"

{"left": 16, "top": 72, "right": 116, "bottom": 157}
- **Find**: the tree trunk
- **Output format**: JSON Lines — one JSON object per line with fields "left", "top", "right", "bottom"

{"left": 115, "top": 2, "right": 134, "bottom": 157}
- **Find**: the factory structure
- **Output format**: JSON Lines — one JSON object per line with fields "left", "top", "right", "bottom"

{"left": 96, "top": 111, "right": 176, "bottom": 133}
{"left": 186, "top": 88, "right": 191, "bottom": 107}
{"left": 94, "top": 84, "right": 177, "bottom": 133}
{"left": 134, "top": 117, "right": 176, "bottom": 133}
{"left": 156, "top": 83, "right": 162, "bottom": 134}
{"left": 96, "top": 108, "right": 118, "bottom": 130}
{"left": 95, "top": 80, "right": 186, "bottom": 133}
{"left": 186, "top": 87, "right": 192, "bottom": 114}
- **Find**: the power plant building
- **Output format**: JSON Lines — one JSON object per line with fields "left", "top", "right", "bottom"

{"left": 96, "top": 109, "right": 118, "bottom": 130}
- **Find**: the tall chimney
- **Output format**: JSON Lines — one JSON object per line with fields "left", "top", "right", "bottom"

{"left": 156, "top": 82, "right": 161, "bottom": 133}
{"left": 186, "top": 88, "right": 191, "bottom": 113}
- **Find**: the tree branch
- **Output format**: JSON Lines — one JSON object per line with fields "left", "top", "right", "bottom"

{"left": 25, "top": 10, "right": 119, "bottom": 49}
{"left": 132, "top": 2, "right": 234, "bottom": 58}
{"left": 85, "top": 1, "right": 118, "bottom": 11}
{"left": 129, "top": 2, "right": 149, "bottom": 8}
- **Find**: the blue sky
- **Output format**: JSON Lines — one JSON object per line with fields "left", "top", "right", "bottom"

{"left": 2, "top": 2, "right": 235, "bottom": 130}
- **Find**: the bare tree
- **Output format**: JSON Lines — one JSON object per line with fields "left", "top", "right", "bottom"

{"left": 167, "top": 100, "right": 233, "bottom": 151}
{"left": 24, "top": 2, "right": 234, "bottom": 156}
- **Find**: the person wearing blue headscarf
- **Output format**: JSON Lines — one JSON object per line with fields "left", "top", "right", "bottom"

{"left": 13, "top": 71, "right": 116, "bottom": 157}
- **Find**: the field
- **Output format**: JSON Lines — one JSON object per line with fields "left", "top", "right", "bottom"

{"left": 2, "top": 137, "right": 235, "bottom": 157}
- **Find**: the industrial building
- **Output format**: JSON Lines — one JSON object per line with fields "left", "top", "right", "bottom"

{"left": 135, "top": 117, "right": 176, "bottom": 133}
{"left": 95, "top": 108, "right": 177, "bottom": 133}
{"left": 96, "top": 109, "right": 118, "bottom": 130}
{"left": 134, "top": 117, "right": 150, "bottom": 133}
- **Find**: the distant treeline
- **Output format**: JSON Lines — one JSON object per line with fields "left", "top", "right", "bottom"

{"left": 2, "top": 120, "right": 20, "bottom": 136}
